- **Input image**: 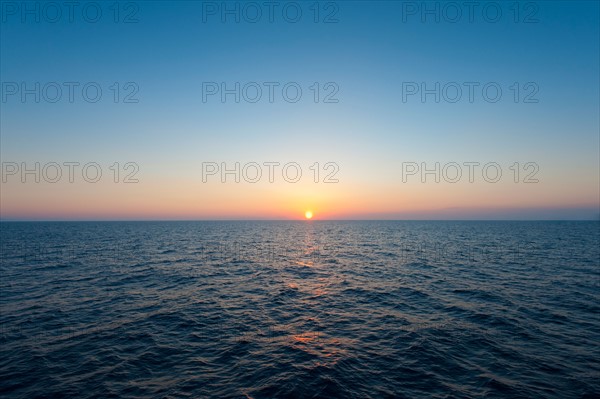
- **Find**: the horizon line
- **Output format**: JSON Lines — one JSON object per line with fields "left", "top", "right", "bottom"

{"left": 1, "top": 219, "right": 599, "bottom": 222}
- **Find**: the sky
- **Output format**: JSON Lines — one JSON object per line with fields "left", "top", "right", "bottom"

{"left": 1, "top": 0, "right": 599, "bottom": 220}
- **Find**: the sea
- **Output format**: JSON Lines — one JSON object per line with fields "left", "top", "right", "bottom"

{"left": 0, "top": 221, "right": 599, "bottom": 398}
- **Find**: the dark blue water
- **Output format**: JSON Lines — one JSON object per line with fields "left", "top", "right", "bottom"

{"left": 1, "top": 221, "right": 599, "bottom": 398}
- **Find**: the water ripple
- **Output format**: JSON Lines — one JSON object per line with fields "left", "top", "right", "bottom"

{"left": 1, "top": 221, "right": 599, "bottom": 398}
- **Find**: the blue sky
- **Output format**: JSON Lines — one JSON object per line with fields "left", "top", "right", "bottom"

{"left": 1, "top": 1, "right": 599, "bottom": 220}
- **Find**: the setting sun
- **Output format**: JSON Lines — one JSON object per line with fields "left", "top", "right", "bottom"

{"left": 305, "top": 211, "right": 313, "bottom": 219}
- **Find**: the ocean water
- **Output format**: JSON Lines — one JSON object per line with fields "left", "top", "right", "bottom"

{"left": 0, "top": 221, "right": 599, "bottom": 398}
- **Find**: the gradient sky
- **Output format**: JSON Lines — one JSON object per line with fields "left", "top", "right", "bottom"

{"left": 1, "top": 1, "right": 599, "bottom": 220}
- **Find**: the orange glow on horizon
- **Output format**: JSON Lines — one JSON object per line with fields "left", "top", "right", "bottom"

{"left": 1, "top": 176, "right": 598, "bottom": 220}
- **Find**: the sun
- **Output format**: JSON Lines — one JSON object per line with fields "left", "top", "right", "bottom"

{"left": 305, "top": 211, "right": 313, "bottom": 219}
